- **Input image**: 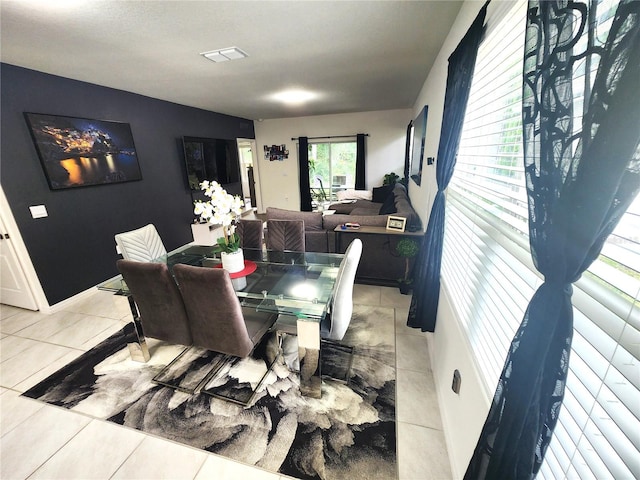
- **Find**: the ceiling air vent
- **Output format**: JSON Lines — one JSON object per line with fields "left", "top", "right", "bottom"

{"left": 201, "top": 47, "right": 248, "bottom": 63}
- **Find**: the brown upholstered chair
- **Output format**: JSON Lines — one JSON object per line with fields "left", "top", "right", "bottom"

{"left": 266, "top": 219, "right": 305, "bottom": 252}
{"left": 173, "top": 264, "right": 279, "bottom": 403}
{"left": 236, "top": 219, "right": 264, "bottom": 250}
{"left": 173, "top": 264, "right": 277, "bottom": 357}
{"left": 116, "top": 259, "right": 192, "bottom": 346}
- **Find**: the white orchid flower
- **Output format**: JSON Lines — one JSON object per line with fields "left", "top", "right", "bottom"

{"left": 193, "top": 182, "right": 244, "bottom": 252}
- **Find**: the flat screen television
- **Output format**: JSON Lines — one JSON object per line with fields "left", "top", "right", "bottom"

{"left": 182, "top": 136, "right": 241, "bottom": 194}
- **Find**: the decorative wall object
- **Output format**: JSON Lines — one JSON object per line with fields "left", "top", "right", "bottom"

{"left": 386, "top": 215, "right": 407, "bottom": 232}
{"left": 24, "top": 112, "right": 142, "bottom": 190}
{"left": 264, "top": 144, "right": 288, "bottom": 161}
{"left": 410, "top": 105, "right": 428, "bottom": 186}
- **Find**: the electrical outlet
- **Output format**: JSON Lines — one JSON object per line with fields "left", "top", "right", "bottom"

{"left": 452, "top": 369, "right": 461, "bottom": 394}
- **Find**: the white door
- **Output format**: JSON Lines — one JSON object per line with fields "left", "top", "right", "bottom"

{"left": 0, "top": 215, "right": 38, "bottom": 310}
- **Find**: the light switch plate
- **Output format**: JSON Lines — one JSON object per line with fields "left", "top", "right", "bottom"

{"left": 29, "top": 205, "right": 48, "bottom": 219}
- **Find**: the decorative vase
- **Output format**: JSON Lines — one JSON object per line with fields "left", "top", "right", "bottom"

{"left": 221, "top": 248, "right": 244, "bottom": 273}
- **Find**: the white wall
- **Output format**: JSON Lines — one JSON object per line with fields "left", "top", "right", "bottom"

{"left": 253, "top": 109, "right": 411, "bottom": 212}
{"left": 410, "top": 1, "right": 500, "bottom": 478}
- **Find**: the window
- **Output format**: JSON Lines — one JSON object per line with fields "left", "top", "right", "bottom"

{"left": 308, "top": 141, "right": 357, "bottom": 205}
{"left": 441, "top": 2, "right": 639, "bottom": 479}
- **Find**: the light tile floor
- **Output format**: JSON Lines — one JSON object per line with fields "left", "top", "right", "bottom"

{"left": 0, "top": 284, "right": 451, "bottom": 479}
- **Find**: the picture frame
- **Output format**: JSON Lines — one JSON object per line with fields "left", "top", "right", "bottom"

{"left": 386, "top": 215, "right": 407, "bottom": 232}
{"left": 264, "top": 144, "right": 289, "bottom": 161}
{"left": 24, "top": 112, "right": 142, "bottom": 190}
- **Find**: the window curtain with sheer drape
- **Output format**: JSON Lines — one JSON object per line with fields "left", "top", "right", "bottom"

{"left": 465, "top": 1, "right": 640, "bottom": 478}
{"left": 298, "top": 136, "right": 313, "bottom": 212}
{"left": 355, "top": 133, "right": 366, "bottom": 190}
{"left": 407, "top": 3, "right": 488, "bottom": 332}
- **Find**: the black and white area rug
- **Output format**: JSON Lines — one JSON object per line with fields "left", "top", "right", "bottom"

{"left": 23, "top": 305, "right": 397, "bottom": 480}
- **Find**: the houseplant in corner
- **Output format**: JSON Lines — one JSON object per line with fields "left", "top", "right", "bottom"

{"left": 396, "top": 238, "right": 420, "bottom": 294}
{"left": 193, "top": 180, "right": 245, "bottom": 273}
{"left": 383, "top": 172, "right": 400, "bottom": 185}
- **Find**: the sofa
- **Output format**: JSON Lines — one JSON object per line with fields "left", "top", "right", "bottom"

{"left": 265, "top": 183, "right": 423, "bottom": 285}
{"left": 324, "top": 182, "right": 422, "bottom": 231}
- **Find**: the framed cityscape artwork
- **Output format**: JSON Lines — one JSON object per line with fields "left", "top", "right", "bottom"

{"left": 24, "top": 112, "right": 142, "bottom": 190}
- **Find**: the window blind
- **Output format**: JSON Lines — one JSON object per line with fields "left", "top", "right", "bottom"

{"left": 441, "top": 1, "right": 639, "bottom": 478}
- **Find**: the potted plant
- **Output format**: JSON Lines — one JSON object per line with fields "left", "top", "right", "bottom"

{"left": 396, "top": 238, "right": 420, "bottom": 294}
{"left": 193, "top": 180, "right": 245, "bottom": 272}
{"left": 383, "top": 172, "right": 400, "bottom": 185}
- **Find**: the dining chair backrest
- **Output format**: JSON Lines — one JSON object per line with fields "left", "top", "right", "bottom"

{"left": 173, "top": 264, "right": 276, "bottom": 358}
{"left": 115, "top": 224, "right": 167, "bottom": 262}
{"left": 266, "top": 219, "right": 305, "bottom": 252}
{"left": 323, "top": 238, "right": 363, "bottom": 341}
{"left": 116, "top": 259, "right": 192, "bottom": 346}
{"left": 236, "top": 219, "right": 264, "bottom": 250}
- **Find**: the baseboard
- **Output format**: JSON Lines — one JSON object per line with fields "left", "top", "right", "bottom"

{"left": 39, "top": 286, "right": 99, "bottom": 315}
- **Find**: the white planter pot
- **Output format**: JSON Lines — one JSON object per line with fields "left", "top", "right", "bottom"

{"left": 220, "top": 248, "right": 244, "bottom": 273}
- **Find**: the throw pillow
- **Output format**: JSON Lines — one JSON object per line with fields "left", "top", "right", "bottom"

{"left": 337, "top": 189, "right": 373, "bottom": 201}
{"left": 379, "top": 192, "right": 397, "bottom": 215}
{"left": 372, "top": 185, "right": 394, "bottom": 203}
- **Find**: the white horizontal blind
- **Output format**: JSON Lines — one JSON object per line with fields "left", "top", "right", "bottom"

{"left": 441, "top": 1, "right": 640, "bottom": 478}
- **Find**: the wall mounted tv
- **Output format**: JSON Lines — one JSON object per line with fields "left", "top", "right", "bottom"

{"left": 182, "top": 136, "right": 241, "bottom": 193}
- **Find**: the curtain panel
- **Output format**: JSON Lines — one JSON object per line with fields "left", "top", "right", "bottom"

{"left": 407, "top": 2, "right": 488, "bottom": 332}
{"left": 355, "top": 133, "right": 366, "bottom": 190}
{"left": 465, "top": 1, "right": 640, "bottom": 478}
{"left": 298, "top": 136, "right": 313, "bottom": 212}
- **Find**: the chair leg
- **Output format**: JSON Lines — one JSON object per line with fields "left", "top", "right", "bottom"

{"left": 126, "top": 294, "right": 150, "bottom": 362}
{"left": 274, "top": 329, "right": 354, "bottom": 384}
{"left": 152, "top": 347, "right": 230, "bottom": 394}
{"left": 279, "top": 332, "right": 301, "bottom": 372}
{"left": 200, "top": 334, "right": 280, "bottom": 406}
{"left": 320, "top": 339, "right": 355, "bottom": 385}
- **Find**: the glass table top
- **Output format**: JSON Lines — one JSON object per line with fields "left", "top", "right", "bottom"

{"left": 98, "top": 246, "right": 344, "bottom": 321}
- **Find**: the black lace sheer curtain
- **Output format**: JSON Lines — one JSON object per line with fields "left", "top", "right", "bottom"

{"left": 465, "top": 1, "right": 640, "bottom": 478}
{"left": 298, "top": 136, "right": 313, "bottom": 212}
{"left": 407, "top": 3, "right": 488, "bottom": 332}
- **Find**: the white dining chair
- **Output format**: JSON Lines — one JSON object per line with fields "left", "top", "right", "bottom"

{"left": 115, "top": 224, "right": 167, "bottom": 262}
{"left": 321, "top": 238, "right": 363, "bottom": 341}
{"left": 273, "top": 238, "right": 363, "bottom": 372}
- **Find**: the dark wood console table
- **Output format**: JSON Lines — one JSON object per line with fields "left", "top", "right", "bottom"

{"left": 333, "top": 225, "right": 424, "bottom": 286}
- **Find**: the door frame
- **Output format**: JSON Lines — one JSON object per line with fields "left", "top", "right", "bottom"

{"left": 0, "top": 186, "right": 48, "bottom": 311}
{"left": 237, "top": 138, "right": 263, "bottom": 213}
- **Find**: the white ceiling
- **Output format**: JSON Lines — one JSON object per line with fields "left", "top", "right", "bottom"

{"left": 0, "top": 0, "right": 463, "bottom": 120}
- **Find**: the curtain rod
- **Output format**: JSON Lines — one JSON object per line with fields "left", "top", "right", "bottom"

{"left": 290, "top": 133, "right": 369, "bottom": 141}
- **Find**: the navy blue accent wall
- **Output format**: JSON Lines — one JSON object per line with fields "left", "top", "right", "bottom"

{"left": 1, "top": 64, "right": 255, "bottom": 305}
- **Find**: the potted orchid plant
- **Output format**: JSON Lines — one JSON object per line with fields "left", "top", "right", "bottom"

{"left": 193, "top": 180, "right": 245, "bottom": 272}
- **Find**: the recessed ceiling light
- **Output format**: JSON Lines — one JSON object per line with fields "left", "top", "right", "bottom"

{"left": 201, "top": 47, "right": 248, "bottom": 63}
{"left": 271, "top": 89, "right": 318, "bottom": 105}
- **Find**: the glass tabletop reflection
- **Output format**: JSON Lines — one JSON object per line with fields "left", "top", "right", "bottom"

{"left": 98, "top": 246, "right": 344, "bottom": 321}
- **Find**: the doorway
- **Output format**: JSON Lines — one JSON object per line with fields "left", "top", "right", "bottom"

{"left": 0, "top": 213, "right": 38, "bottom": 311}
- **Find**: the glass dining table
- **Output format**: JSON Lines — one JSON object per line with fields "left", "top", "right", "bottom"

{"left": 98, "top": 244, "right": 345, "bottom": 398}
